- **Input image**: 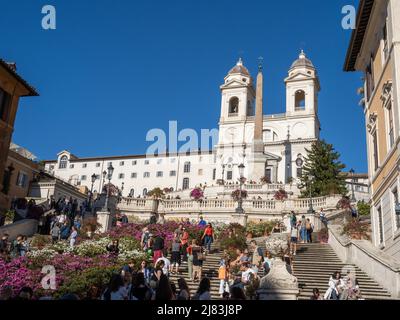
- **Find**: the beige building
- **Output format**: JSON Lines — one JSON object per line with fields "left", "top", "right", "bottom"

{"left": 0, "top": 59, "right": 38, "bottom": 217}
{"left": 4, "top": 144, "right": 41, "bottom": 208}
{"left": 345, "top": 0, "right": 400, "bottom": 259}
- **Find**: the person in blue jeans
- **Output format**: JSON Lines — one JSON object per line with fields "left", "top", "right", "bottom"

{"left": 201, "top": 223, "right": 214, "bottom": 253}
{"left": 300, "top": 216, "right": 307, "bottom": 243}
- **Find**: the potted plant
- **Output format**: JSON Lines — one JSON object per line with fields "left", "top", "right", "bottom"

{"left": 190, "top": 187, "right": 204, "bottom": 201}
{"left": 231, "top": 189, "right": 248, "bottom": 202}
{"left": 274, "top": 189, "right": 288, "bottom": 201}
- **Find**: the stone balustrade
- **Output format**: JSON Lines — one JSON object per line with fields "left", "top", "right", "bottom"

{"left": 118, "top": 195, "right": 342, "bottom": 216}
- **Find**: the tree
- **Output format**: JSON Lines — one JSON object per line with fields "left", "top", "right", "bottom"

{"left": 147, "top": 187, "right": 165, "bottom": 200}
{"left": 299, "top": 140, "right": 347, "bottom": 198}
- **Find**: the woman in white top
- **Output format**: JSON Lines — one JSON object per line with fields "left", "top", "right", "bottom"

{"left": 69, "top": 226, "right": 78, "bottom": 248}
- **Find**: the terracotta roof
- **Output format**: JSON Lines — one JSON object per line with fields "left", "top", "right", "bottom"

{"left": 290, "top": 50, "right": 315, "bottom": 70}
{"left": 228, "top": 58, "right": 250, "bottom": 76}
{"left": 344, "top": 0, "right": 375, "bottom": 71}
{"left": 0, "top": 59, "right": 39, "bottom": 96}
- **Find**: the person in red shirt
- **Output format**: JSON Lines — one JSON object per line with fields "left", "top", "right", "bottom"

{"left": 180, "top": 227, "right": 190, "bottom": 262}
{"left": 201, "top": 223, "right": 214, "bottom": 254}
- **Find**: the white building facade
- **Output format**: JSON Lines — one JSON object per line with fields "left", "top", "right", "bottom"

{"left": 44, "top": 52, "right": 321, "bottom": 198}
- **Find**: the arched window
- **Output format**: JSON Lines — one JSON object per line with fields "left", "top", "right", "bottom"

{"left": 142, "top": 188, "right": 148, "bottom": 197}
{"left": 229, "top": 97, "right": 239, "bottom": 114}
{"left": 182, "top": 178, "right": 190, "bottom": 190}
{"left": 59, "top": 155, "right": 68, "bottom": 169}
{"left": 184, "top": 162, "right": 191, "bottom": 173}
{"left": 129, "top": 189, "right": 134, "bottom": 197}
{"left": 295, "top": 90, "right": 306, "bottom": 110}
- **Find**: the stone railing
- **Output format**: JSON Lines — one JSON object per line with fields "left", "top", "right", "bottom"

{"left": 118, "top": 195, "right": 342, "bottom": 215}
{"left": 0, "top": 219, "right": 38, "bottom": 240}
{"left": 224, "top": 183, "right": 284, "bottom": 191}
{"left": 328, "top": 225, "right": 400, "bottom": 298}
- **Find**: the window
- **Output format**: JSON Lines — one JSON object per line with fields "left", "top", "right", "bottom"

{"left": 144, "top": 172, "right": 150, "bottom": 178}
{"left": 120, "top": 161, "right": 125, "bottom": 166}
{"left": 366, "top": 60, "right": 375, "bottom": 101}
{"left": 387, "top": 101, "right": 395, "bottom": 150}
{"left": 129, "top": 189, "right": 134, "bottom": 197}
{"left": 131, "top": 173, "right": 137, "bottom": 178}
{"left": 227, "top": 171, "right": 233, "bottom": 180}
{"left": 144, "top": 160, "right": 150, "bottom": 165}
{"left": 372, "top": 131, "right": 379, "bottom": 171}
{"left": 382, "top": 23, "right": 389, "bottom": 63}
{"left": 170, "top": 170, "right": 176, "bottom": 177}
{"left": 295, "top": 90, "right": 306, "bottom": 110}
{"left": 212, "top": 168, "right": 216, "bottom": 180}
{"left": 184, "top": 162, "right": 191, "bottom": 173}
{"left": 132, "top": 160, "right": 137, "bottom": 165}
{"left": 393, "top": 189, "right": 400, "bottom": 231}
{"left": 377, "top": 206, "right": 384, "bottom": 245}
{"left": 182, "top": 178, "right": 190, "bottom": 190}
{"left": 143, "top": 188, "right": 148, "bottom": 197}
{"left": 229, "top": 97, "right": 239, "bottom": 115}
{"left": 107, "top": 162, "right": 112, "bottom": 167}
{"left": 96, "top": 162, "right": 101, "bottom": 167}
{"left": 82, "top": 163, "right": 87, "bottom": 168}
{"left": 0, "top": 87, "right": 11, "bottom": 121}
{"left": 198, "top": 169, "right": 203, "bottom": 176}
{"left": 59, "top": 156, "right": 68, "bottom": 169}
{"left": 69, "top": 164, "right": 75, "bottom": 169}
{"left": 265, "top": 168, "right": 272, "bottom": 183}
{"left": 156, "top": 171, "right": 163, "bottom": 177}
{"left": 81, "top": 175, "right": 87, "bottom": 181}
{"left": 119, "top": 173, "right": 125, "bottom": 179}
{"left": 16, "top": 172, "right": 28, "bottom": 188}
{"left": 157, "top": 159, "right": 162, "bottom": 165}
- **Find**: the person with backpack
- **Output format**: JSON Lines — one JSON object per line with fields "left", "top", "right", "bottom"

{"left": 192, "top": 240, "right": 204, "bottom": 282}
{"left": 152, "top": 235, "right": 164, "bottom": 264}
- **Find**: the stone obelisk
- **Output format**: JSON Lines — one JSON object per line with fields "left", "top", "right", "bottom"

{"left": 249, "top": 59, "right": 267, "bottom": 181}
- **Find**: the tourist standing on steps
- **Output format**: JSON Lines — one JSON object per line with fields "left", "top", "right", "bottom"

{"left": 306, "top": 218, "right": 314, "bottom": 243}
{"left": 141, "top": 227, "right": 151, "bottom": 251}
{"left": 193, "top": 277, "right": 211, "bottom": 300}
{"left": 170, "top": 238, "right": 181, "bottom": 274}
{"left": 250, "top": 240, "right": 263, "bottom": 268}
{"left": 218, "top": 258, "right": 229, "bottom": 297}
{"left": 290, "top": 225, "right": 299, "bottom": 255}
{"left": 290, "top": 211, "right": 297, "bottom": 229}
{"left": 152, "top": 234, "right": 164, "bottom": 263}
{"left": 202, "top": 223, "right": 214, "bottom": 254}
{"left": 180, "top": 227, "right": 189, "bottom": 262}
{"left": 319, "top": 208, "right": 328, "bottom": 227}
{"left": 50, "top": 223, "right": 61, "bottom": 244}
{"left": 177, "top": 277, "right": 190, "bottom": 300}
{"left": 300, "top": 215, "right": 307, "bottom": 243}
{"left": 192, "top": 240, "right": 204, "bottom": 282}
{"left": 187, "top": 240, "right": 194, "bottom": 281}
{"left": 198, "top": 216, "right": 207, "bottom": 227}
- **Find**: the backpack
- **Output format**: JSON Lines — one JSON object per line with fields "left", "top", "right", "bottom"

{"left": 306, "top": 222, "right": 312, "bottom": 230}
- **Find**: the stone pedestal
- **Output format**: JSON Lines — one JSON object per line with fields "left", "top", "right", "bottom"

{"left": 257, "top": 259, "right": 299, "bottom": 300}
{"left": 97, "top": 211, "right": 112, "bottom": 233}
{"left": 231, "top": 213, "right": 248, "bottom": 227}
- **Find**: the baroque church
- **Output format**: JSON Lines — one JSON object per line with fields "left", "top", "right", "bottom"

{"left": 44, "top": 51, "right": 321, "bottom": 197}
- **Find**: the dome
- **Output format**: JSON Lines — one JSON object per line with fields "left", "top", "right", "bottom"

{"left": 290, "top": 50, "right": 315, "bottom": 70}
{"left": 228, "top": 58, "right": 250, "bottom": 76}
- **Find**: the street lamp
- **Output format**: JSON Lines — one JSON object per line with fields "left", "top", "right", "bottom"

{"left": 307, "top": 174, "right": 314, "bottom": 214}
{"left": 236, "top": 163, "right": 245, "bottom": 214}
{"left": 103, "top": 164, "right": 114, "bottom": 212}
{"left": 349, "top": 168, "right": 356, "bottom": 202}
{"left": 88, "top": 173, "right": 96, "bottom": 211}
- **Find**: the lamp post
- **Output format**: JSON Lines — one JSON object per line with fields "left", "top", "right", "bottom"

{"left": 89, "top": 173, "right": 96, "bottom": 211}
{"left": 307, "top": 174, "right": 314, "bottom": 214}
{"left": 103, "top": 164, "right": 114, "bottom": 212}
{"left": 236, "top": 164, "right": 245, "bottom": 214}
{"left": 349, "top": 168, "right": 356, "bottom": 202}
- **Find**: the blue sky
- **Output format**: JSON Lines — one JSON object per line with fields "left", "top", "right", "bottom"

{"left": 0, "top": 0, "right": 366, "bottom": 172}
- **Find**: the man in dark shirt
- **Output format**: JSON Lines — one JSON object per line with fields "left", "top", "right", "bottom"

{"left": 152, "top": 235, "right": 164, "bottom": 263}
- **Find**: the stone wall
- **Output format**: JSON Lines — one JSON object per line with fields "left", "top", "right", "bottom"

{"left": 0, "top": 219, "right": 38, "bottom": 240}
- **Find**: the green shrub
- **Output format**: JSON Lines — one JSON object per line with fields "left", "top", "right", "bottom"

{"left": 5, "top": 210, "right": 15, "bottom": 222}
{"left": 54, "top": 266, "right": 120, "bottom": 299}
{"left": 30, "top": 234, "right": 52, "bottom": 249}
{"left": 246, "top": 220, "right": 279, "bottom": 238}
{"left": 357, "top": 201, "right": 371, "bottom": 216}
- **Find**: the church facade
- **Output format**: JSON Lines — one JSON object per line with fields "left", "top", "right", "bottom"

{"left": 44, "top": 51, "right": 321, "bottom": 198}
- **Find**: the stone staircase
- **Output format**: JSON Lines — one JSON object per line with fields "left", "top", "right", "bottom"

{"left": 168, "top": 245, "right": 223, "bottom": 300}
{"left": 252, "top": 237, "right": 393, "bottom": 300}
